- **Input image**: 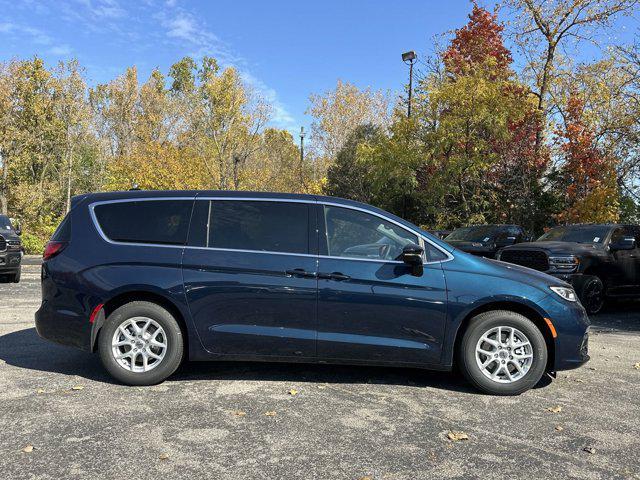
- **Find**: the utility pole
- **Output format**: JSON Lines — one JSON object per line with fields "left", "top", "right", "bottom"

{"left": 402, "top": 51, "right": 417, "bottom": 118}
{"left": 299, "top": 126, "right": 305, "bottom": 187}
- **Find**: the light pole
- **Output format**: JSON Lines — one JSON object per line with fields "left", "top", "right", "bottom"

{"left": 402, "top": 50, "right": 417, "bottom": 118}
{"left": 299, "top": 126, "right": 305, "bottom": 187}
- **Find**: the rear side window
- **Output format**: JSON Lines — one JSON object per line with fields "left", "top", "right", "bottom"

{"left": 188, "top": 200, "right": 309, "bottom": 254}
{"left": 94, "top": 200, "right": 193, "bottom": 245}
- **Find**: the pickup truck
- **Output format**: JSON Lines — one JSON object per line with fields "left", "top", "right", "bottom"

{"left": 444, "top": 224, "right": 529, "bottom": 258}
{"left": 497, "top": 224, "right": 640, "bottom": 314}
{"left": 0, "top": 214, "right": 22, "bottom": 283}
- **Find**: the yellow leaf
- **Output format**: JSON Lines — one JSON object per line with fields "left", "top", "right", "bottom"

{"left": 22, "top": 445, "right": 34, "bottom": 453}
{"left": 159, "top": 453, "right": 169, "bottom": 460}
{"left": 36, "top": 389, "right": 45, "bottom": 394}
{"left": 447, "top": 430, "right": 469, "bottom": 442}
{"left": 288, "top": 389, "right": 299, "bottom": 396}
{"left": 265, "top": 411, "right": 277, "bottom": 416}
{"left": 71, "top": 385, "right": 84, "bottom": 391}
{"left": 555, "top": 426, "right": 564, "bottom": 432}
{"left": 232, "top": 410, "right": 246, "bottom": 417}
{"left": 547, "top": 406, "right": 562, "bottom": 413}
{"left": 633, "top": 363, "right": 640, "bottom": 370}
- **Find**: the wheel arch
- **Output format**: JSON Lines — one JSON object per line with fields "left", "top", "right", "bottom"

{"left": 452, "top": 300, "right": 556, "bottom": 372}
{"left": 91, "top": 289, "right": 189, "bottom": 355}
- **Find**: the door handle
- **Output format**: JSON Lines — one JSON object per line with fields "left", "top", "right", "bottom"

{"left": 318, "top": 272, "right": 351, "bottom": 281}
{"left": 285, "top": 268, "right": 317, "bottom": 278}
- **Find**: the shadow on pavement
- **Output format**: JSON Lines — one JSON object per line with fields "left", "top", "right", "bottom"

{"left": 0, "top": 327, "right": 532, "bottom": 393}
{"left": 590, "top": 299, "right": 640, "bottom": 333}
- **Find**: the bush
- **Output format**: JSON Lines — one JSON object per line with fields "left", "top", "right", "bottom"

{"left": 21, "top": 232, "right": 47, "bottom": 255}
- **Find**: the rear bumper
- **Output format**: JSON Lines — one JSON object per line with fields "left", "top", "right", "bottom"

{"left": 35, "top": 300, "right": 92, "bottom": 351}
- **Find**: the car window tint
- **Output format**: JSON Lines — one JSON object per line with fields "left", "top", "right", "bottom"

{"left": 94, "top": 200, "right": 193, "bottom": 245}
{"left": 610, "top": 228, "right": 625, "bottom": 244}
{"left": 323, "top": 206, "right": 418, "bottom": 261}
{"left": 209, "top": 201, "right": 309, "bottom": 254}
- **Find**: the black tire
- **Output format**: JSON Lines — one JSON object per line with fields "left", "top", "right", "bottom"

{"left": 98, "top": 301, "right": 184, "bottom": 386}
{"left": 458, "top": 310, "right": 548, "bottom": 395}
{"left": 579, "top": 275, "right": 604, "bottom": 315}
{"left": 12, "top": 270, "right": 20, "bottom": 283}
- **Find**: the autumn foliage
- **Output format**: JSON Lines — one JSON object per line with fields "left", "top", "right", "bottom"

{"left": 556, "top": 94, "right": 619, "bottom": 224}
{"left": 443, "top": 3, "right": 513, "bottom": 77}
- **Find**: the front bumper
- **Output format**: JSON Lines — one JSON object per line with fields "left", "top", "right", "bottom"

{"left": 538, "top": 293, "right": 590, "bottom": 371}
{"left": 0, "top": 251, "right": 21, "bottom": 272}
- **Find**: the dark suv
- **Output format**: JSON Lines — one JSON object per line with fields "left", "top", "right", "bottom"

{"left": 498, "top": 224, "right": 640, "bottom": 314}
{"left": 35, "top": 191, "right": 590, "bottom": 395}
{"left": 444, "top": 225, "right": 529, "bottom": 258}
{"left": 0, "top": 214, "right": 22, "bottom": 283}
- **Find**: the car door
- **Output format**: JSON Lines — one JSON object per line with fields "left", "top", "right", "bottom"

{"left": 607, "top": 227, "right": 638, "bottom": 293}
{"left": 182, "top": 198, "right": 318, "bottom": 358}
{"left": 315, "top": 203, "right": 448, "bottom": 366}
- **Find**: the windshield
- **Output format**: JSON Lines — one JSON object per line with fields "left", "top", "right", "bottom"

{"left": 445, "top": 226, "right": 501, "bottom": 243}
{"left": 0, "top": 215, "right": 13, "bottom": 232}
{"left": 537, "top": 225, "right": 611, "bottom": 244}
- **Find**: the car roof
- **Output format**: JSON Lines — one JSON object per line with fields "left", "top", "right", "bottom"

{"left": 75, "top": 189, "right": 377, "bottom": 208}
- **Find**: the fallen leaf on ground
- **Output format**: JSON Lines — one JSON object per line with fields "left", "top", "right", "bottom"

{"left": 36, "top": 389, "right": 45, "bottom": 394}
{"left": 232, "top": 410, "right": 246, "bottom": 417}
{"left": 547, "top": 406, "right": 562, "bottom": 413}
{"left": 588, "top": 367, "right": 597, "bottom": 371}
{"left": 447, "top": 430, "right": 469, "bottom": 442}
{"left": 71, "top": 385, "right": 84, "bottom": 391}
{"left": 633, "top": 363, "right": 640, "bottom": 370}
{"left": 159, "top": 453, "right": 169, "bottom": 460}
{"left": 22, "top": 445, "right": 33, "bottom": 453}
{"left": 583, "top": 446, "right": 596, "bottom": 454}
{"left": 288, "top": 389, "right": 299, "bottom": 396}
{"left": 555, "top": 426, "right": 564, "bottom": 432}
{"left": 264, "top": 411, "right": 277, "bottom": 416}
{"left": 358, "top": 477, "right": 373, "bottom": 480}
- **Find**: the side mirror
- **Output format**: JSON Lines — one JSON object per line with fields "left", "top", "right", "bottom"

{"left": 495, "top": 236, "right": 516, "bottom": 248}
{"left": 610, "top": 237, "right": 636, "bottom": 251}
{"left": 15, "top": 226, "right": 22, "bottom": 236}
{"left": 402, "top": 243, "right": 424, "bottom": 276}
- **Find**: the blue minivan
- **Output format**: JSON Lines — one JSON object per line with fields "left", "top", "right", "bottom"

{"left": 35, "top": 191, "right": 590, "bottom": 395}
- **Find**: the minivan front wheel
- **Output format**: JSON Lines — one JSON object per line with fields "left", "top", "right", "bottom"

{"left": 98, "top": 301, "right": 184, "bottom": 386}
{"left": 458, "top": 310, "right": 547, "bottom": 395}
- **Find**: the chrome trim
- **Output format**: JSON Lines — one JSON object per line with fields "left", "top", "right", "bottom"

{"left": 87, "top": 195, "right": 454, "bottom": 264}
{"left": 185, "top": 245, "right": 317, "bottom": 258}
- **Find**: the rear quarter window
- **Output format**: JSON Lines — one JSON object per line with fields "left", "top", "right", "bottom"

{"left": 94, "top": 200, "right": 193, "bottom": 245}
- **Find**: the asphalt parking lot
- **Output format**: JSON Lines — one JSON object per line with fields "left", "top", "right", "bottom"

{"left": 1, "top": 258, "right": 639, "bottom": 479}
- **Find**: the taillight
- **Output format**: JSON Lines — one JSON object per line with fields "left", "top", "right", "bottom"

{"left": 43, "top": 241, "right": 68, "bottom": 261}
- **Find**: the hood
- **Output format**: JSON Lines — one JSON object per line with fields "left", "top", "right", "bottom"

{"left": 501, "top": 241, "right": 602, "bottom": 255}
{"left": 445, "top": 249, "right": 571, "bottom": 292}
{"left": 0, "top": 228, "right": 20, "bottom": 242}
{"left": 447, "top": 240, "right": 495, "bottom": 251}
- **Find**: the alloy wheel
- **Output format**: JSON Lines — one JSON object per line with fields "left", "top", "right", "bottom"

{"left": 583, "top": 279, "right": 604, "bottom": 314}
{"left": 111, "top": 317, "right": 168, "bottom": 373}
{"left": 475, "top": 326, "right": 533, "bottom": 383}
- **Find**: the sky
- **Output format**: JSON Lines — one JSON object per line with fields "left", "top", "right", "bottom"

{"left": 1, "top": 0, "right": 638, "bottom": 134}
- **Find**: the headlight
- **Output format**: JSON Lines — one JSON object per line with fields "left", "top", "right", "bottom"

{"left": 549, "top": 255, "right": 579, "bottom": 272}
{"left": 550, "top": 286, "right": 578, "bottom": 302}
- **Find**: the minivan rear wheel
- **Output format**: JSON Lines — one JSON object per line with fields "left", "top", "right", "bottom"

{"left": 98, "top": 301, "right": 184, "bottom": 386}
{"left": 458, "top": 310, "right": 547, "bottom": 395}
